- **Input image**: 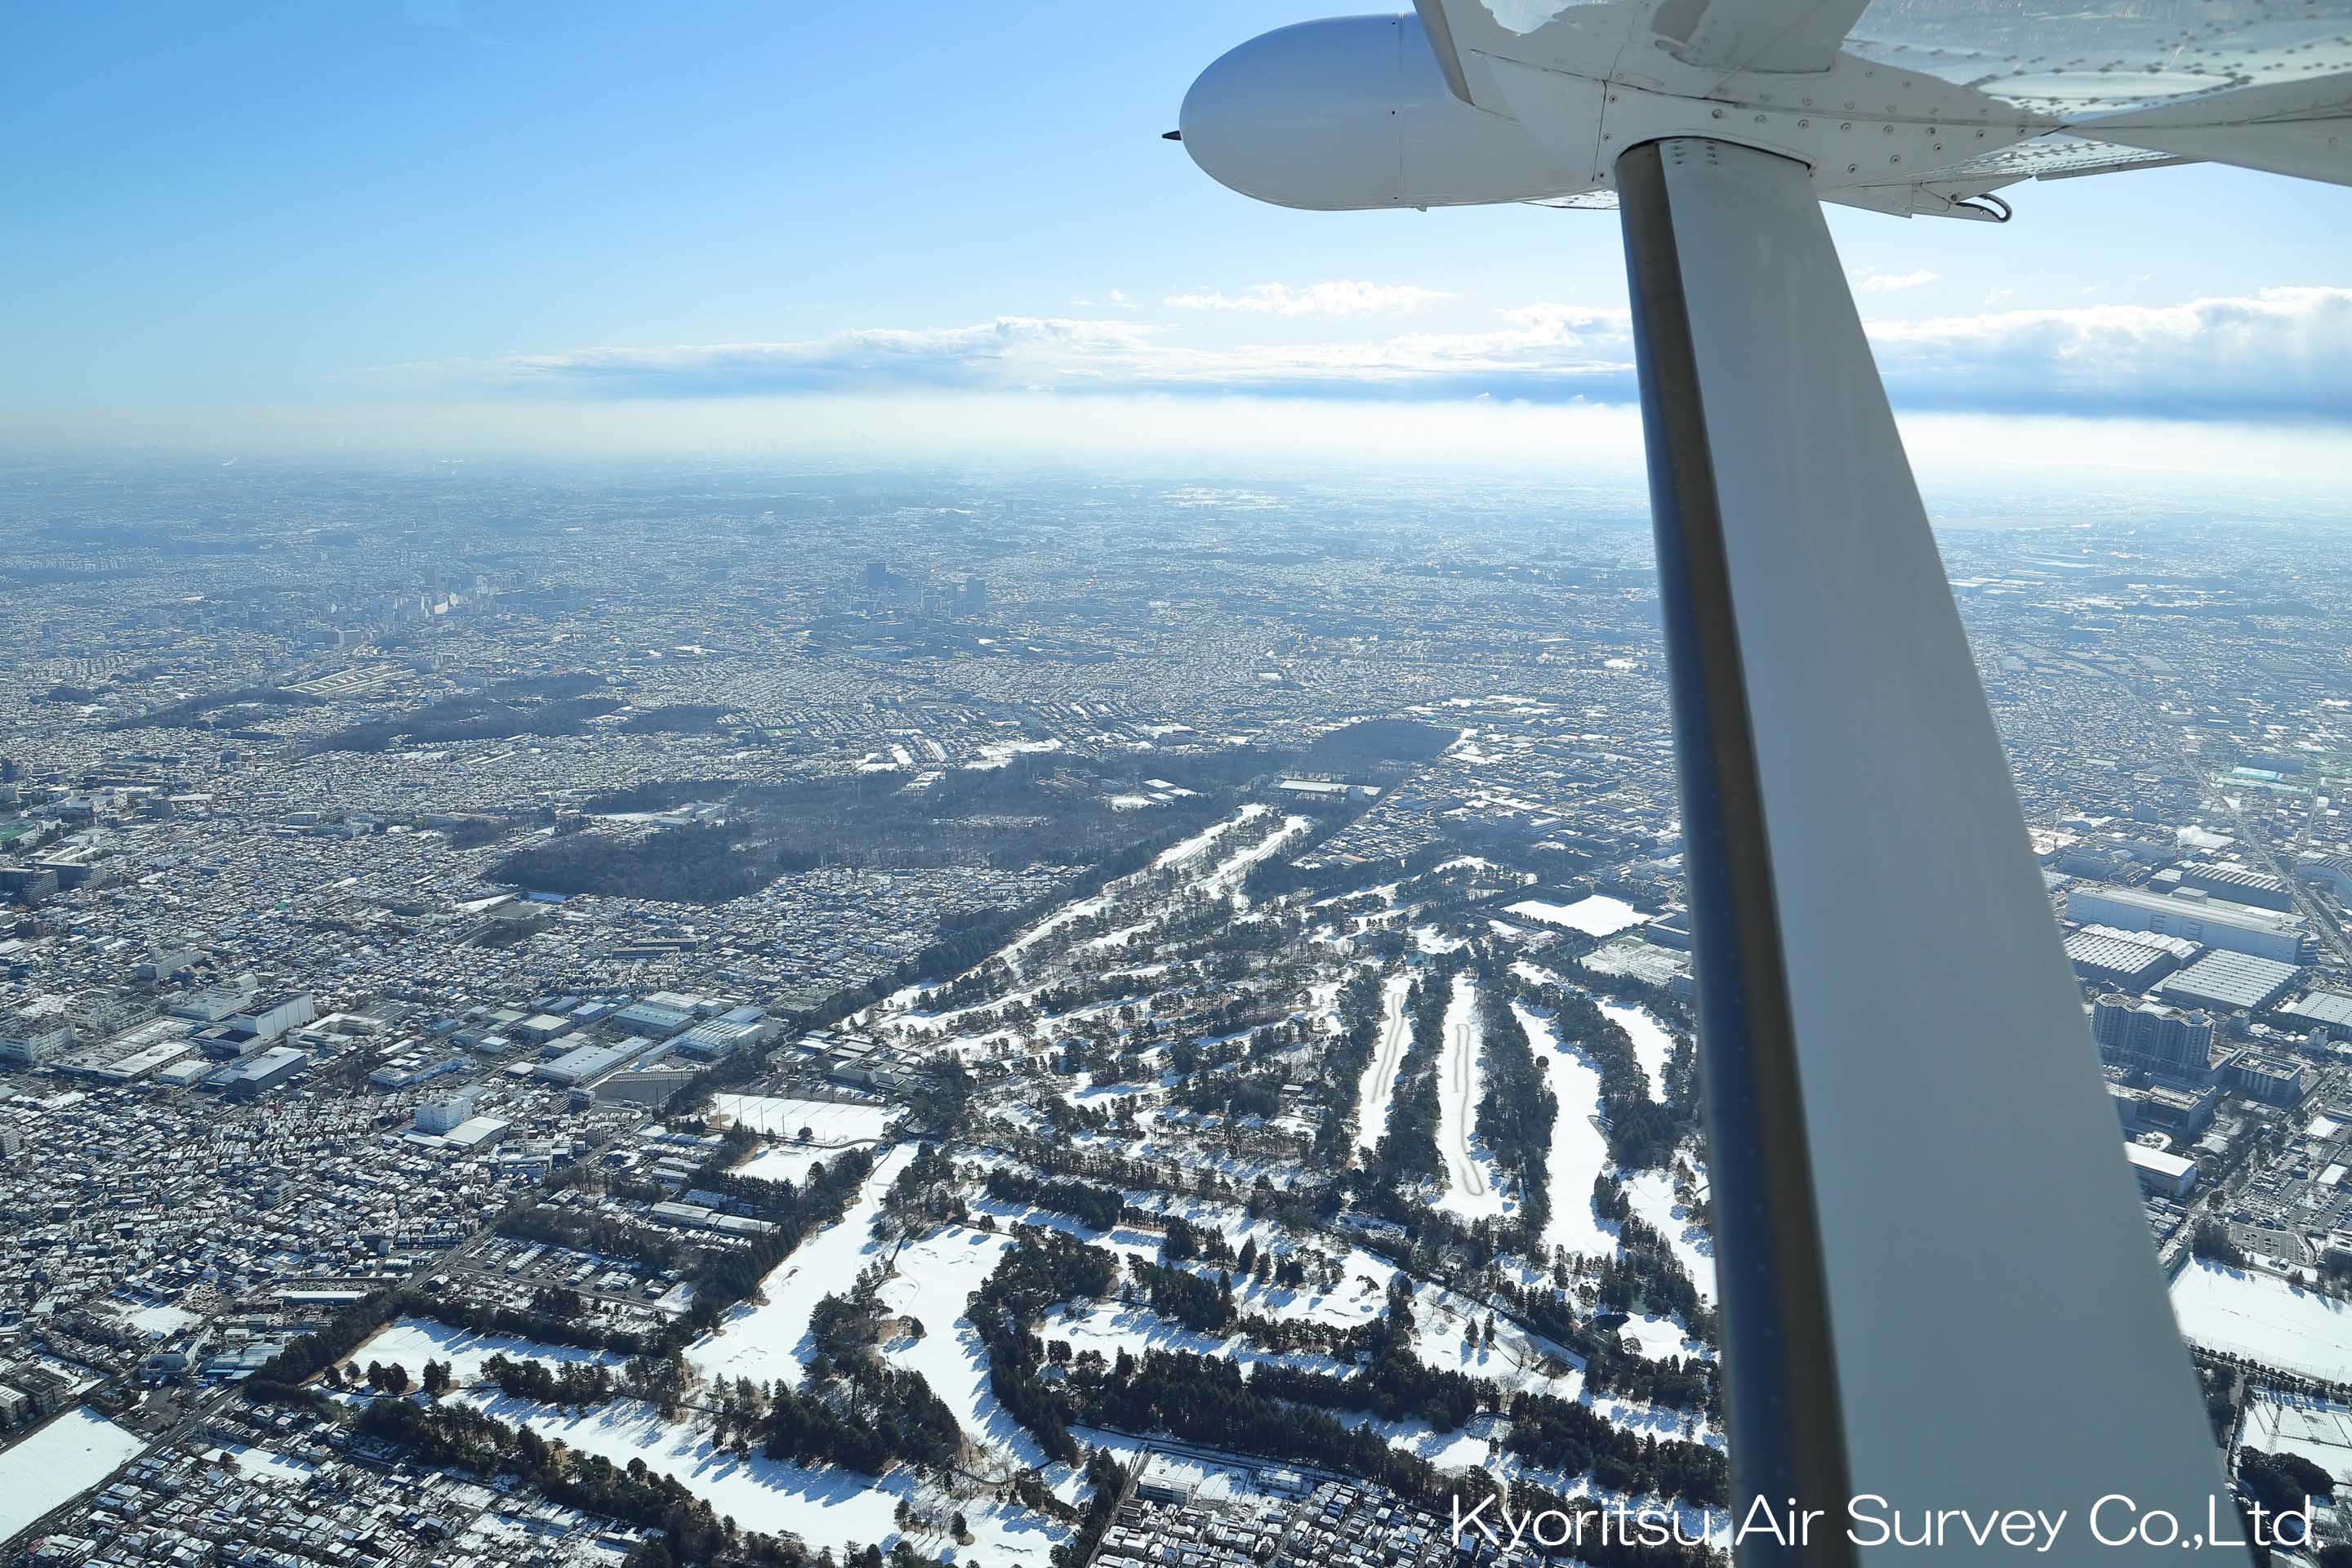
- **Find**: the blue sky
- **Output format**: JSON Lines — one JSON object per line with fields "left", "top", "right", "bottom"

{"left": 3, "top": 0, "right": 2348, "bottom": 474}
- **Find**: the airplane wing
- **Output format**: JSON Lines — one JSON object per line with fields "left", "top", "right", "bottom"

{"left": 1179, "top": 2, "right": 2352, "bottom": 1554}
{"left": 1420, "top": 0, "right": 1873, "bottom": 93}
{"left": 1616, "top": 134, "right": 2238, "bottom": 1555}
{"left": 1664, "top": 0, "right": 1873, "bottom": 75}
{"left": 1414, "top": 0, "right": 2352, "bottom": 214}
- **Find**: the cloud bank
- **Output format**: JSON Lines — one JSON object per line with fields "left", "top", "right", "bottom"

{"left": 362, "top": 286, "right": 2352, "bottom": 421}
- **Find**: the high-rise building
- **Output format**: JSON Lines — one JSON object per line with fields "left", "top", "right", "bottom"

{"left": 2091, "top": 995, "right": 2216, "bottom": 1080}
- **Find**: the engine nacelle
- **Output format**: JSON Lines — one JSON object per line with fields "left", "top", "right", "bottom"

{"left": 1177, "top": 14, "right": 1597, "bottom": 211}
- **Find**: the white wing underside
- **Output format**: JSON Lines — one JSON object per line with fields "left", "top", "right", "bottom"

{"left": 1526, "top": 136, "right": 2194, "bottom": 212}
{"left": 1418, "top": 0, "right": 2352, "bottom": 216}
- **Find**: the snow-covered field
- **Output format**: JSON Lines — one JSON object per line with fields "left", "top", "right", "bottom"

{"left": 1152, "top": 804, "right": 1269, "bottom": 871}
{"left": 874, "top": 1227, "right": 1046, "bottom": 1468}
{"left": 1507, "top": 960, "right": 1676, "bottom": 1102}
{"left": 1407, "top": 1294, "right": 1577, "bottom": 1398}
{"left": 1598, "top": 999, "right": 1673, "bottom": 1102}
{"left": 0, "top": 1407, "right": 145, "bottom": 1543}
{"left": 1624, "top": 1168, "right": 1715, "bottom": 1306}
{"left": 220, "top": 1443, "right": 324, "bottom": 1488}
{"left": 1515, "top": 1002, "right": 1612, "bottom": 1259}
{"left": 1507, "top": 895, "right": 1648, "bottom": 938}
{"left": 688, "top": 1145, "right": 913, "bottom": 1388}
{"left": 2171, "top": 1261, "right": 2352, "bottom": 1381}
{"left": 1433, "top": 978, "right": 1511, "bottom": 1223}
{"left": 350, "top": 1316, "right": 622, "bottom": 1386}
{"left": 2243, "top": 1392, "right": 2352, "bottom": 1487}
{"left": 1053, "top": 1298, "right": 1358, "bottom": 1387}
{"left": 713, "top": 1095, "right": 901, "bottom": 1147}
{"left": 463, "top": 1392, "right": 1068, "bottom": 1568}
{"left": 1335, "top": 1408, "right": 1499, "bottom": 1470}
{"left": 1354, "top": 974, "right": 1413, "bottom": 1156}
{"left": 739, "top": 1144, "right": 862, "bottom": 1185}
{"left": 114, "top": 1303, "right": 198, "bottom": 1338}
{"left": 1616, "top": 1313, "right": 1708, "bottom": 1361}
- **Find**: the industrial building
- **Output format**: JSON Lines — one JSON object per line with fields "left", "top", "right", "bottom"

{"left": 438, "top": 1115, "right": 509, "bottom": 1152}
{"left": 511, "top": 1012, "right": 575, "bottom": 1045}
{"left": 2065, "top": 884, "right": 2310, "bottom": 964}
{"left": 62, "top": 1018, "right": 197, "bottom": 1084}
{"left": 2225, "top": 1050, "right": 2312, "bottom": 1107}
{"left": 2174, "top": 862, "right": 2296, "bottom": 911}
{"left": 368, "top": 1049, "right": 469, "bottom": 1089}
{"left": 2153, "top": 950, "right": 2302, "bottom": 1015}
{"left": 414, "top": 1087, "right": 484, "bottom": 1134}
{"left": 169, "top": 972, "right": 258, "bottom": 1022}
{"left": 610, "top": 996, "right": 698, "bottom": 1037}
{"left": 2281, "top": 990, "right": 2352, "bottom": 1043}
{"left": 2106, "top": 1070, "right": 2221, "bottom": 1138}
{"left": 534, "top": 1035, "right": 651, "bottom": 1087}
{"left": 672, "top": 1005, "right": 772, "bottom": 1061}
{"left": 2065, "top": 924, "right": 2196, "bottom": 991}
{"left": 646, "top": 1200, "right": 778, "bottom": 1238}
{"left": 593, "top": 1063, "right": 697, "bottom": 1104}
{"left": 2125, "top": 1142, "right": 2198, "bottom": 1200}
{"left": 216, "top": 1045, "right": 308, "bottom": 1098}
{"left": 0, "top": 998, "right": 74, "bottom": 1066}
{"left": 229, "top": 991, "right": 317, "bottom": 1043}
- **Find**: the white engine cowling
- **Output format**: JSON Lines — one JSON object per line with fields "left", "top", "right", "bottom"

{"left": 1176, "top": 14, "right": 1597, "bottom": 211}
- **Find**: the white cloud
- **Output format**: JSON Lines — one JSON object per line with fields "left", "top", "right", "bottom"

{"left": 359, "top": 287, "right": 2352, "bottom": 421}
{"left": 1864, "top": 286, "right": 2352, "bottom": 415}
{"left": 1162, "top": 281, "right": 1452, "bottom": 317}
{"left": 372, "top": 305, "right": 1631, "bottom": 400}
{"left": 1851, "top": 266, "right": 1940, "bottom": 294}
{"left": 375, "top": 318, "right": 1169, "bottom": 397}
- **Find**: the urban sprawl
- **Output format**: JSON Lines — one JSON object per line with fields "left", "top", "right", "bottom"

{"left": 4, "top": 461, "right": 2351, "bottom": 1568}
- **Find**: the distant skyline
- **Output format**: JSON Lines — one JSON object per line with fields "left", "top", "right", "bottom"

{"left": 4, "top": 0, "right": 2350, "bottom": 473}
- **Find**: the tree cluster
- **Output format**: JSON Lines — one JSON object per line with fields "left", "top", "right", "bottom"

{"left": 982, "top": 1168, "right": 1127, "bottom": 1232}
{"left": 966, "top": 1227, "right": 1122, "bottom": 1463}
{"left": 1471, "top": 973, "right": 1557, "bottom": 1245}
{"left": 350, "top": 1396, "right": 799, "bottom": 1567}
{"left": 1370, "top": 968, "right": 1459, "bottom": 1187}
{"left": 1512, "top": 973, "right": 1693, "bottom": 1169}
{"left": 1503, "top": 1390, "right": 1726, "bottom": 1508}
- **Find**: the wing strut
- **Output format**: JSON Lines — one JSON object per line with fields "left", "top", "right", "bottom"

{"left": 1616, "top": 137, "right": 2240, "bottom": 1561}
